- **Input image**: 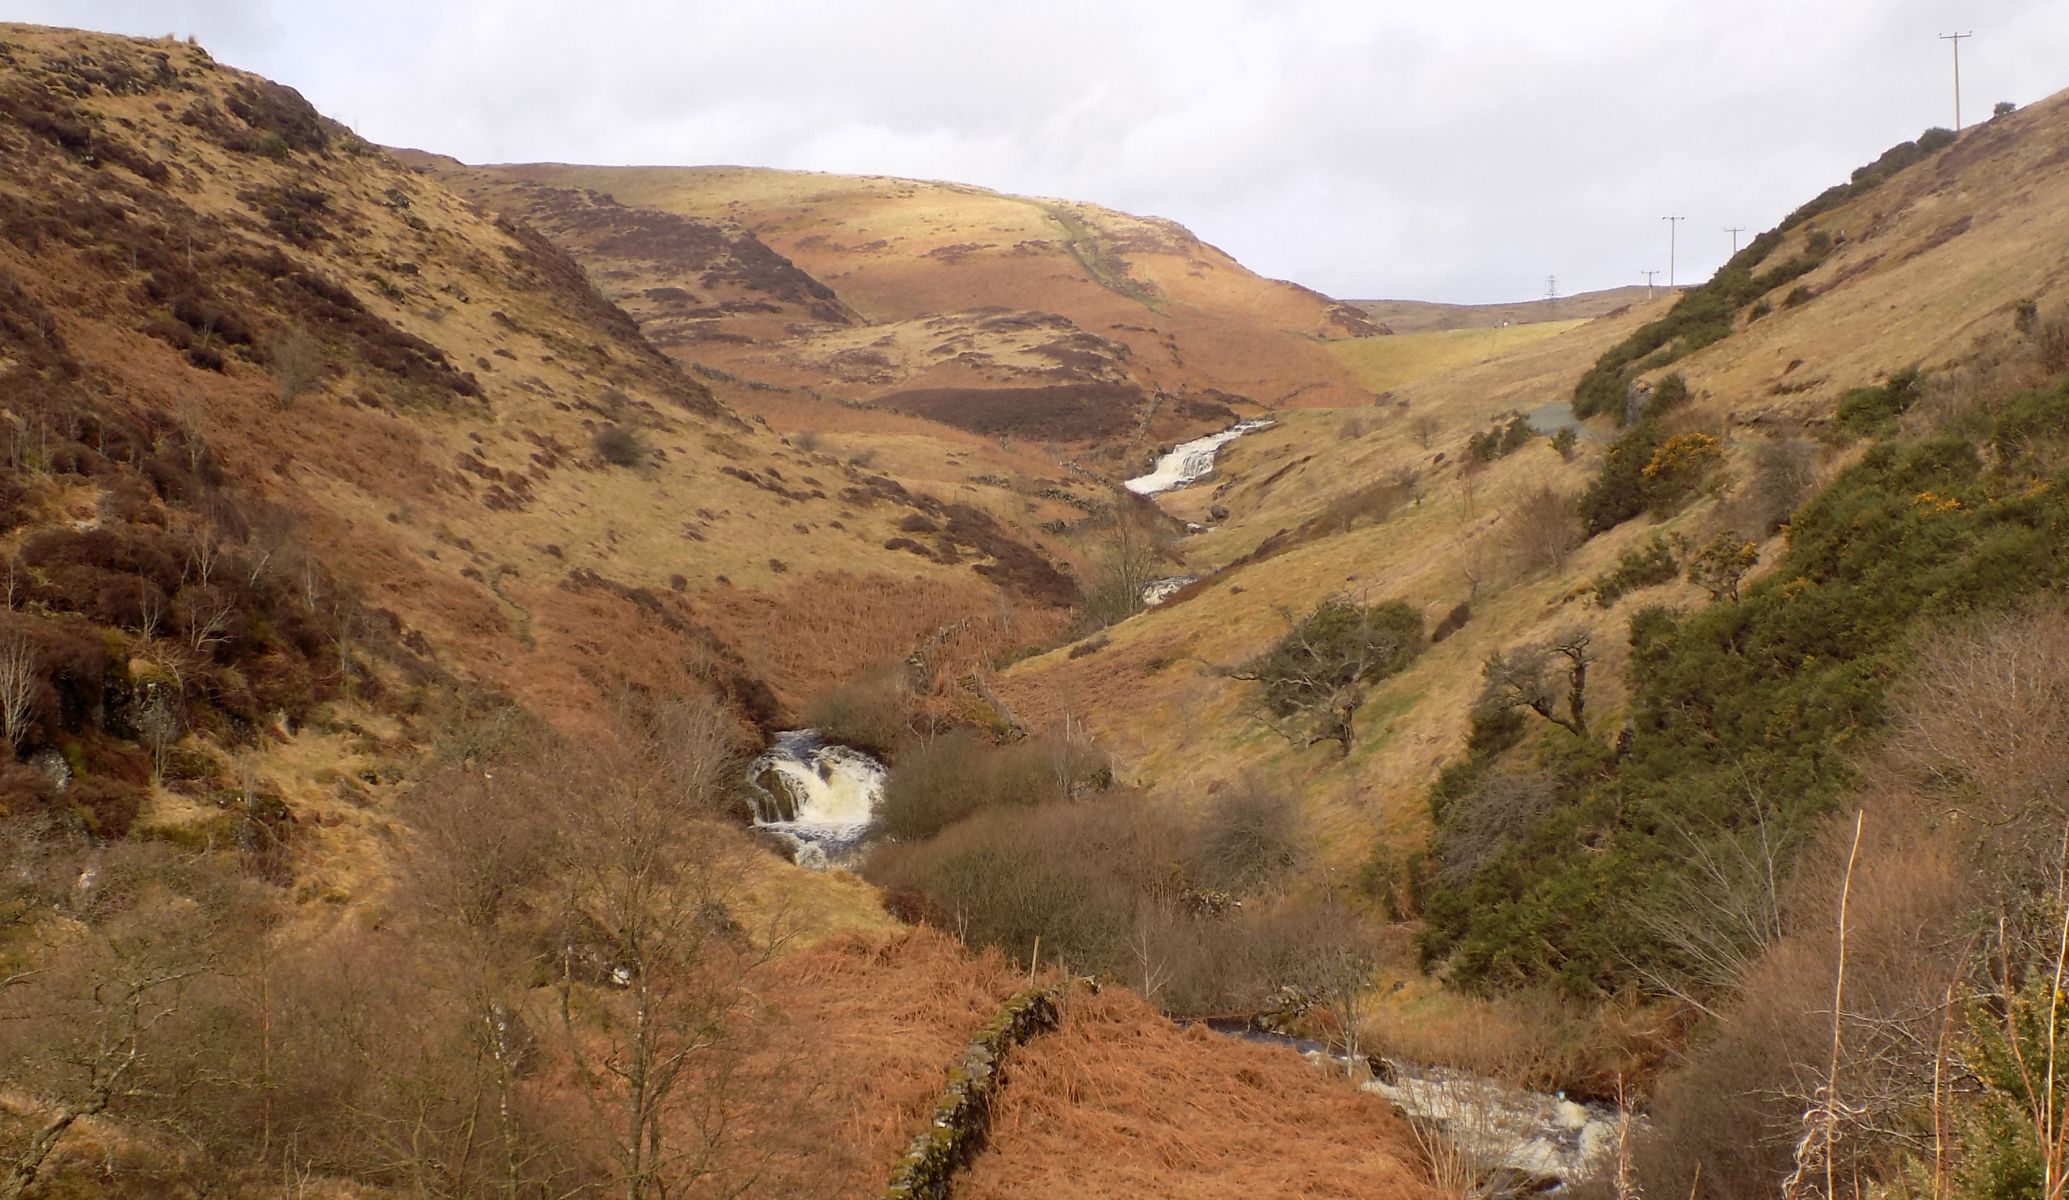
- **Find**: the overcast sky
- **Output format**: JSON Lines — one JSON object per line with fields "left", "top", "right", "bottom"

{"left": 17, "top": 0, "right": 2069, "bottom": 302}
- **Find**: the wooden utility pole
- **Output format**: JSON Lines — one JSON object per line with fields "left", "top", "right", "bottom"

{"left": 1662, "top": 216, "right": 1684, "bottom": 288}
{"left": 1725, "top": 226, "right": 1746, "bottom": 256}
{"left": 1941, "top": 32, "right": 1973, "bottom": 129}
{"left": 1544, "top": 275, "right": 1558, "bottom": 317}
{"left": 1641, "top": 270, "right": 1659, "bottom": 300}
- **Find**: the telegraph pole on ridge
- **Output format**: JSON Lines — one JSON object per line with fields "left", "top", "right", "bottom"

{"left": 1642, "top": 270, "right": 1659, "bottom": 301}
{"left": 1663, "top": 216, "right": 1684, "bottom": 288}
{"left": 1725, "top": 226, "right": 1746, "bottom": 256}
{"left": 1941, "top": 31, "right": 1973, "bottom": 130}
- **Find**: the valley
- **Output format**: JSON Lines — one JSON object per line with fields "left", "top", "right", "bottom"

{"left": 2, "top": 16, "right": 2069, "bottom": 1200}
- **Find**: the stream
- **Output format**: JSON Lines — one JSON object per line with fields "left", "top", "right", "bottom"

{"left": 745, "top": 730, "right": 887, "bottom": 869}
{"left": 1125, "top": 418, "right": 1274, "bottom": 495}
{"left": 1204, "top": 1020, "right": 1626, "bottom": 1193}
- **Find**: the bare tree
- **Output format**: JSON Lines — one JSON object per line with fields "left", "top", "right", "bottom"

{"left": 178, "top": 586, "right": 237, "bottom": 657}
{"left": 1084, "top": 496, "right": 1167, "bottom": 627}
{"left": 137, "top": 690, "right": 183, "bottom": 782}
{"left": 1478, "top": 628, "right": 1593, "bottom": 738}
{"left": 269, "top": 325, "right": 323, "bottom": 409}
{"left": 0, "top": 840, "right": 238, "bottom": 1200}
{"left": 1504, "top": 484, "right": 1584, "bottom": 573}
{"left": 0, "top": 635, "right": 36, "bottom": 753}
{"left": 551, "top": 696, "right": 792, "bottom": 1200}
{"left": 1412, "top": 413, "right": 1443, "bottom": 450}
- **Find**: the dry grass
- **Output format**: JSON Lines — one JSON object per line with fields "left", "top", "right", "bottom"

{"left": 961, "top": 985, "right": 1434, "bottom": 1200}
{"left": 743, "top": 928, "right": 1028, "bottom": 1195}
{"left": 1328, "top": 321, "right": 1590, "bottom": 393}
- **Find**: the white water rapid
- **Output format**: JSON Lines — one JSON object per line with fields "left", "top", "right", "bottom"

{"left": 745, "top": 731, "right": 887, "bottom": 869}
{"left": 1205, "top": 1021, "right": 1625, "bottom": 1192}
{"left": 1124, "top": 419, "right": 1274, "bottom": 495}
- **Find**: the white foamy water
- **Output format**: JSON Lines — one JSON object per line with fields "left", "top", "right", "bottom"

{"left": 745, "top": 731, "right": 886, "bottom": 869}
{"left": 1124, "top": 419, "right": 1274, "bottom": 495}
{"left": 1362, "top": 1065, "right": 1624, "bottom": 1186}
{"left": 1140, "top": 576, "right": 1197, "bottom": 607}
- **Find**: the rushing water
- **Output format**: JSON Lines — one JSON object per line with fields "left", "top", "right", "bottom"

{"left": 1203, "top": 1020, "right": 1624, "bottom": 1191}
{"left": 1124, "top": 419, "right": 1274, "bottom": 495}
{"left": 744, "top": 731, "right": 887, "bottom": 869}
{"left": 1140, "top": 576, "right": 1197, "bottom": 607}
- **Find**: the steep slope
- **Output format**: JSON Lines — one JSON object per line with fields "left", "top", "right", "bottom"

{"left": 996, "top": 86, "right": 2069, "bottom": 984}
{"left": 1586, "top": 94, "right": 2069, "bottom": 425}
{"left": 409, "top": 160, "right": 1383, "bottom": 471}
{"left": 0, "top": 22, "right": 1077, "bottom": 723}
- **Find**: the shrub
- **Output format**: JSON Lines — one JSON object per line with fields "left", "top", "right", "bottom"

{"left": 1550, "top": 426, "right": 1578, "bottom": 461}
{"left": 1640, "top": 432, "right": 1724, "bottom": 515}
{"left": 876, "top": 729, "right": 1109, "bottom": 842}
{"left": 1190, "top": 779, "right": 1305, "bottom": 895}
{"left": 1577, "top": 420, "right": 1663, "bottom": 534}
{"left": 1835, "top": 366, "right": 1925, "bottom": 437}
{"left": 1419, "top": 403, "right": 2069, "bottom": 996}
{"left": 799, "top": 665, "right": 910, "bottom": 758}
{"left": 1430, "top": 601, "right": 1471, "bottom": 643}
{"left": 1590, "top": 536, "right": 1679, "bottom": 607}
{"left": 1685, "top": 531, "right": 1759, "bottom": 601}
{"left": 591, "top": 422, "right": 646, "bottom": 467}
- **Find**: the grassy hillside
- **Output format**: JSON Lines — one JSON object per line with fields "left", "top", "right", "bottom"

{"left": 1358, "top": 285, "right": 1655, "bottom": 334}
{"left": 412, "top": 160, "right": 1388, "bottom": 477}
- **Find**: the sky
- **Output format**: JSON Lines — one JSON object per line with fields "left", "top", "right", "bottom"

{"left": 15, "top": 0, "right": 2069, "bottom": 303}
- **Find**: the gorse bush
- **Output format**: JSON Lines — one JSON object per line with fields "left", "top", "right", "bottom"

{"left": 1590, "top": 536, "right": 1679, "bottom": 607}
{"left": 1419, "top": 374, "right": 2069, "bottom": 995}
{"left": 1834, "top": 366, "right": 1925, "bottom": 438}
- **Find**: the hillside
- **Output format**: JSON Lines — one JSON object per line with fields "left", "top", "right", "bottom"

{"left": 1358, "top": 285, "right": 1655, "bottom": 334}
{"left": 979, "top": 87, "right": 2069, "bottom": 1117}
{"left": 0, "top": 23, "right": 1093, "bottom": 726}
{"left": 404, "top": 159, "right": 1384, "bottom": 474}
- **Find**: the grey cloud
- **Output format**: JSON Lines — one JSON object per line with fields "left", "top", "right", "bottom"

{"left": 21, "top": 0, "right": 2069, "bottom": 302}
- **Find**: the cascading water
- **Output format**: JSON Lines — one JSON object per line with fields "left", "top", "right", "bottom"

{"left": 1124, "top": 418, "right": 1274, "bottom": 495}
{"left": 745, "top": 730, "right": 887, "bottom": 869}
{"left": 1204, "top": 1020, "right": 1625, "bottom": 1191}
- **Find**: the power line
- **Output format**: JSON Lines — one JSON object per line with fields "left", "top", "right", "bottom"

{"left": 1662, "top": 216, "right": 1685, "bottom": 288}
{"left": 1940, "top": 31, "right": 1974, "bottom": 130}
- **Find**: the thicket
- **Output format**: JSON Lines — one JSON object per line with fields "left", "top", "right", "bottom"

{"left": 866, "top": 781, "right": 1371, "bottom": 1027}
{"left": 0, "top": 379, "right": 367, "bottom": 837}
{"left": 1575, "top": 420, "right": 1722, "bottom": 534}
{"left": 1417, "top": 373, "right": 2069, "bottom": 996}
{"left": 1466, "top": 414, "right": 1536, "bottom": 463}
{"left": 875, "top": 728, "right": 1110, "bottom": 842}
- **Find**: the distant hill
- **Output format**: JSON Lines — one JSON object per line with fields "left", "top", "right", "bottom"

{"left": 403, "top": 159, "right": 1387, "bottom": 468}
{"left": 1354, "top": 285, "right": 1659, "bottom": 333}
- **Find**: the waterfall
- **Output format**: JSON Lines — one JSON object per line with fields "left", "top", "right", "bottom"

{"left": 745, "top": 730, "right": 887, "bottom": 869}
{"left": 1125, "top": 419, "right": 1274, "bottom": 495}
